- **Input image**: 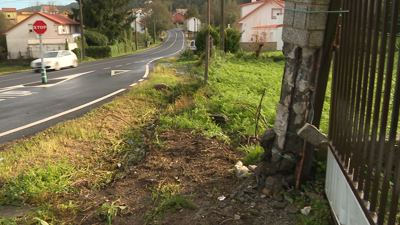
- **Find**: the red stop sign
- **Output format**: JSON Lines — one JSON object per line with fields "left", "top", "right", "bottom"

{"left": 33, "top": 20, "right": 47, "bottom": 34}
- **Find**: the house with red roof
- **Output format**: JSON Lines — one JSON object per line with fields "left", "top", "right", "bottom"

{"left": 40, "top": 6, "right": 59, "bottom": 14}
{"left": 2, "top": 12, "right": 80, "bottom": 59}
{"left": 17, "top": 9, "right": 34, "bottom": 23}
{"left": 131, "top": 20, "right": 146, "bottom": 33}
{"left": 173, "top": 13, "right": 184, "bottom": 24}
{"left": 236, "top": 0, "right": 285, "bottom": 51}
{"left": 1, "top": 8, "right": 18, "bottom": 24}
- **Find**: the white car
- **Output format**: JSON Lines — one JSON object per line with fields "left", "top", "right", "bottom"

{"left": 190, "top": 40, "right": 197, "bottom": 51}
{"left": 31, "top": 50, "right": 78, "bottom": 72}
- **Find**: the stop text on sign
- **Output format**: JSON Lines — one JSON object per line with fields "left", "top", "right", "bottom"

{"left": 33, "top": 25, "right": 46, "bottom": 29}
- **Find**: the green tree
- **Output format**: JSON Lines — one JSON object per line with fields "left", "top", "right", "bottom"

{"left": 142, "top": 0, "right": 174, "bottom": 42}
{"left": 195, "top": 25, "right": 220, "bottom": 53}
{"left": 71, "top": 0, "right": 134, "bottom": 44}
{"left": 224, "top": 28, "right": 242, "bottom": 53}
{"left": 201, "top": 0, "right": 239, "bottom": 28}
{"left": 185, "top": 7, "right": 201, "bottom": 20}
{"left": 0, "top": 14, "right": 12, "bottom": 53}
{"left": 84, "top": 30, "right": 109, "bottom": 46}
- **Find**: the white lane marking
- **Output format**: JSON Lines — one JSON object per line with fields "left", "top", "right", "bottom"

{"left": 0, "top": 99, "right": 4, "bottom": 101}
{"left": 0, "top": 85, "right": 25, "bottom": 92}
{"left": 126, "top": 63, "right": 131, "bottom": 65}
{"left": 116, "top": 65, "right": 122, "bottom": 67}
{"left": 111, "top": 70, "right": 130, "bottom": 76}
{"left": 27, "top": 71, "right": 94, "bottom": 88}
{"left": 0, "top": 89, "right": 126, "bottom": 138}
{"left": 0, "top": 91, "right": 37, "bottom": 97}
{"left": 103, "top": 67, "right": 111, "bottom": 69}
{"left": 130, "top": 83, "right": 138, "bottom": 87}
{"left": 136, "top": 29, "right": 185, "bottom": 82}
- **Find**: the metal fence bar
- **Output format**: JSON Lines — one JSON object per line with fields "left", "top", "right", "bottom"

{"left": 388, "top": 51, "right": 400, "bottom": 225}
{"left": 376, "top": 0, "right": 400, "bottom": 222}
{"left": 352, "top": 0, "right": 368, "bottom": 184}
{"left": 363, "top": 0, "right": 383, "bottom": 202}
{"left": 329, "top": 0, "right": 400, "bottom": 224}
{"left": 357, "top": 0, "right": 376, "bottom": 192}
{"left": 369, "top": 0, "right": 391, "bottom": 212}
{"left": 348, "top": 0, "right": 363, "bottom": 179}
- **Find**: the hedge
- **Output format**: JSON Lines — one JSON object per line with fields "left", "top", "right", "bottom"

{"left": 73, "top": 42, "right": 136, "bottom": 60}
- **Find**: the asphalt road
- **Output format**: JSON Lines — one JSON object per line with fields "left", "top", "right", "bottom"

{"left": 0, "top": 29, "right": 186, "bottom": 144}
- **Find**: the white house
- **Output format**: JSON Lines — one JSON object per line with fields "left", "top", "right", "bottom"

{"left": 2, "top": 12, "right": 80, "bottom": 59}
{"left": 131, "top": 20, "right": 146, "bottom": 33}
{"left": 40, "top": 6, "right": 59, "bottom": 14}
{"left": 184, "top": 17, "right": 201, "bottom": 33}
{"left": 236, "top": 0, "right": 285, "bottom": 51}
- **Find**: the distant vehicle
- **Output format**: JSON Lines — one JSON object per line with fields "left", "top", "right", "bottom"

{"left": 31, "top": 50, "right": 78, "bottom": 72}
{"left": 190, "top": 40, "right": 197, "bottom": 51}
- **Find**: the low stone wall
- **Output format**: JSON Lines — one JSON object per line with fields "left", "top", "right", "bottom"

{"left": 239, "top": 42, "right": 278, "bottom": 52}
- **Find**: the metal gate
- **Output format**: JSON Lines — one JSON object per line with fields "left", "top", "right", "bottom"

{"left": 327, "top": 0, "right": 400, "bottom": 224}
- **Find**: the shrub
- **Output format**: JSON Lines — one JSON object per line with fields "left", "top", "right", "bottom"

{"left": 84, "top": 30, "right": 109, "bottom": 46}
{"left": 224, "top": 28, "right": 242, "bottom": 53}
{"left": 195, "top": 25, "right": 220, "bottom": 53}
{"left": 180, "top": 49, "right": 194, "bottom": 60}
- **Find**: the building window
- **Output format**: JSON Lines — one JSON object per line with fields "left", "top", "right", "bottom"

{"left": 271, "top": 8, "right": 282, "bottom": 19}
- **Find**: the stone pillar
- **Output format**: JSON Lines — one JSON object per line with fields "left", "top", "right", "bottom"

{"left": 257, "top": 0, "right": 331, "bottom": 189}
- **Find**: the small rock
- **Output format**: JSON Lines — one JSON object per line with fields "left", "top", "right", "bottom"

{"left": 250, "top": 202, "right": 256, "bottom": 207}
{"left": 286, "top": 204, "right": 297, "bottom": 214}
{"left": 234, "top": 214, "right": 241, "bottom": 220}
{"left": 301, "top": 206, "right": 312, "bottom": 215}
{"left": 234, "top": 161, "right": 251, "bottom": 179}
{"left": 272, "top": 201, "right": 286, "bottom": 209}
{"left": 218, "top": 195, "right": 226, "bottom": 201}
{"left": 194, "top": 208, "right": 205, "bottom": 220}
{"left": 248, "top": 165, "right": 257, "bottom": 171}
{"left": 260, "top": 194, "right": 267, "bottom": 199}
{"left": 249, "top": 210, "right": 260, "bottom": 216}
{"left": 274, "top": 193, "right": 283, "bottom": 202}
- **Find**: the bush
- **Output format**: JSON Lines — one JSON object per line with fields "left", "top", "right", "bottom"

{"left": 86, "top": 46, "right": 112, "bottom": 59}
{"left": 225, "top": 28, "right": 242, "bottom": 53}
{"left": 179, "top": 49, "right": 194, "bottom": 60}
{"left": 84, "top": 30, "right": 109, "bottom": 46}
{"left": 195, "top": 25, "right": 220, "bottom": 53}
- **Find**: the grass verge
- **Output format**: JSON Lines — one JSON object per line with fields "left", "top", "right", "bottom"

{"left": 0, "top": 50, "right": 332, "bottom": 224}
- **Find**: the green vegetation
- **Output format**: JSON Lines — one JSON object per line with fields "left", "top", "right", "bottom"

{"left": 0, "top": 50, "right": 332, "bottom": 224}
{"left": 145, "top": 184, "right": 196, "bottom": 224}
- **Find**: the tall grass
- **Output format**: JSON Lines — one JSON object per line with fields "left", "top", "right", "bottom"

{"left": 160, "top": 50, "right": 286, "bottom": 137}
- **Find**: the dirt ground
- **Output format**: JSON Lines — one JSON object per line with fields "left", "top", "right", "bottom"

{"left": 67, "top": 130, "right": 297, "bottom": 225}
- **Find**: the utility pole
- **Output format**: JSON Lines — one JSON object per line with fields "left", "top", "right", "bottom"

{"left": 220, "top": 0, "right": 225, "bottom": 51}
{"left": 153, "top": 19, "right": 156, "bottom": 44}
{"left": 78, "top": 0, "right": 85, "bottom": 60}
{"left": 135, "top": 20, "right": 138, "bottom": 50}
{"left": 204, "top": 0, "right": 210, "bottom": 86}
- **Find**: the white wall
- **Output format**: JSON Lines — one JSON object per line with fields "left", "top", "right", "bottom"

{"left": 131, "top": 21, "right": 146, "bottom": 33}
{"left": 239, "top": 1, "right": 284, "bottom": 43}
{"left": 185, "top": 18, "right": 201, "bottom": 32}
{"left": 5, "top": 14, "right": 79, "bottom": 59}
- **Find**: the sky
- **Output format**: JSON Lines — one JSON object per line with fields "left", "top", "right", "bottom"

{"left": 0, "top": 0, "right": 77, "bottom": 10}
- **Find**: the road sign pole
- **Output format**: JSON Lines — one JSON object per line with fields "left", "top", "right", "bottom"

{"left": 39, "top": 34, "right": 47, "bottom": 83}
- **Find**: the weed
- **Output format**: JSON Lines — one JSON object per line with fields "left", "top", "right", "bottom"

{"left": 97, "top": 199, "right": 128, "bottom": 225}
{"left": 238, "top": 145, "right": 264, "bottom": 166}
{"left": 0, "top": 217, "right": 17, "bottom": 225}
{"left": 145, "top": 184, "right": 197, "bottom": 224}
